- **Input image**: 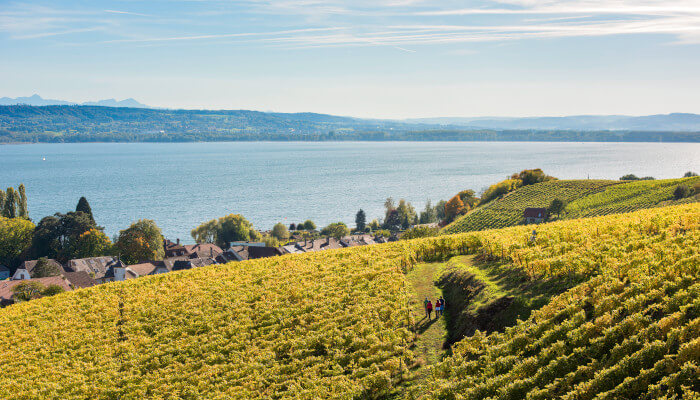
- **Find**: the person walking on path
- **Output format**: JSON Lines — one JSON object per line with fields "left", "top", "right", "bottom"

{"left": 435, "top": 298, "right": 442, "bottom": 317}
{"left": 426, "top": 299, "right": 434, "bottom": 320}
{"left": 424, "top": 297, "right": 430, "bottom": 319}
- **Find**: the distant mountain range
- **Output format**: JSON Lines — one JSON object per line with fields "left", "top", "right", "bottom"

{"left": 0, "top": 94, "right": 149, "bottom": 108}
{"left": 403, "top": 114, "right": 700, "bottom": 132}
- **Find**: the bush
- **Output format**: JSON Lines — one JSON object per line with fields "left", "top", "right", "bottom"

{"left": 271, "top": 223, "right": 290, "bottom": 241}
{"left": 511, "top": 169, "right": 556, "bottom": 186}
{"left": 480, "top": 179, "right": 522, "bottom": 205}
{"left": 683, "top": 171, "right": 698, "bottom": 177}
{"left": 42, "top": 284, "right": 65, "bottom": 296}
{"left": 620, "top": 174, "right": 639, "bottom": 180}
{"left": 673, "top": 184, "right": 691, "bottom": 199}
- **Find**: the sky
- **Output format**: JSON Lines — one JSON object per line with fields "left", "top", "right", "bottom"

{"left": 1, "top": 0, "right": 699, "bottom": 118}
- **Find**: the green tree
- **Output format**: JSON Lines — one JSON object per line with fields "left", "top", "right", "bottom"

{"left": 303, "top": 220, "right": 316, "bottom": 230}
{"left": 0, "top": 189, "right": 5, "bottom": 213}
{"left": 17, "top": 184, "right": 28, "bottom": 219}
{"left": 355, "top": 209, "right": 366, "bottom": 231}
{"left": 369, "top": 219, "right": 381, "bottom": 231}
{"left": 321, "top": 222, "right": 350, "bottom": 239}
{"left": 434, "top": 200, "right": 447, "bottom": 221}
{"left": 419, "top": 200, "right": 436, "bottom": 224}
{"left": 480, "top": 179, "right": 522, "bottom": 205}
{"left": 191, "top": 214, "right": 258, "bottom": 248}
{"left": 0, "top": 217, "right": 35, "bottom": 268}
{"left": 396, "top": 200, "right": 417, "bottom": 227}
{"left": 116, "top": 219, "right": 165, "bottom": 264}
{"left": 271, "top": 223, "right": 290, "bottom": 241}
{"left": 42, "top": 284, "right": 65, "bottom": 297}
{"left": 32, "top": 257, "right": 62, "bottom": 278}
{"left": 384, "top": 197, "right": 396, "bottom": 222}
{"left": 383, "top": 210, "right": 402, "bottom": 231}
{"left": 69, "top": 228, "right": 112, "bottom": 259}
{"left": 75, "top": 197, "right": 95, "bottom": 224}
{"left": 289, "top": 223, "right": 296, "bottom": 231}
{"left": 32, "top": 211, "right": 97, "bottom": 261}
{"left": 683, "top": 171, "right": 698, "bottom": 177}
{"left": 620, "top": 174, "right": 639, "bottom": 181}
{"left": 11, "top": 281, "right": 46, "bottom": 302}
{"left": 548, "top": 198, "right": 566, "bottom": 218}
{"left": 2, "top": 187, "right": 17, "bottom": 218}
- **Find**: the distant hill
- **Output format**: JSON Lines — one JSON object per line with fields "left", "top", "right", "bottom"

{"left": 405, "top": 113, "right": 700, "bottom": 131}
{"left": 0, "top": 105, "right": 699, "bottom": 143}
{"left": 441, "top": 177, "right": 700, "bottom": 234}
{"left": 0, "top": 94, "right": 149, "bottom": 108}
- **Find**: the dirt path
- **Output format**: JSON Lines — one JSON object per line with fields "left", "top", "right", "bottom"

{"left": 405, "top": 261, "right": 447, "bottom": 368}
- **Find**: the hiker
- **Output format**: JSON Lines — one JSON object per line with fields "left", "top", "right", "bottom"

{"left": 435, "top": 297, "right": 442, "bottom": 317}
{"left": 438, "top": 296, "right": 446, "bottom": 316}
{"left": 426, "top": 299, "right": 433, "bottom": 320}
{"left": 424, "top": 297, "right": 430, "bottom": 318}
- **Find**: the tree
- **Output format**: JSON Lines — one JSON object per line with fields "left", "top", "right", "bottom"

{"left": 11, "top": 281, "right": 46, "bottom": 302}
{"left": 480, "top": 179, "right": 522, "bottom": 205}
{"left": 69, "top": 228, "right": 112, "bottom": 259}
{"left": 683, "top": 171, "right": 698, "bottom": 177}
{"left": 620, "top": 174, "right": 639, "bottom": 181}
{"left": 2, "top": 187, "right": 17, "bottom": 218}
{"left": 511, "top": 169, "right": 556, "bottom": 186}
{"left": 384, "top": 210, "right": 401, "bottom": 231}
{"left": 434, "top": 200, "right": 447, "bottom": 221}
{"left": 321, "top": 222, "right": 350, "bottom": 239}
{"left": 31, "top": 211, "right": 97, "bottom": 261}
{"left": 272, "top": 223, "right": 290, "bottom": 241}
{"left": 674, "top": 184, "right": 691, "bottom": 200}
{"left": 76, "top": 197, "right": 95, "bottom": 224}
{"left": 191, "top": 214, "right": 258, "bottom": 248}
{"left": 32, "top": 257, "right": 62, "bottom": 278}
{"left": 0, "top": 217, "right": 35, "bottom": 268}
{"left": 42, "top": 284, "right": 65, "bottom": 297}
{"left": 457, "top": 190, "right": 479, "bottom": 208}
{"left": 303, "top": 220, "right": 316, "bottom": 230}
{"left": 548, "top": 198, "right": 566, "bottom": 218}
{"left": 419, "top": 200, "right": 436, "bottom": 224}
{"left": 17, "top": 184, "right": 28, "bottom": 219}
{"left": 384, "top": 197, "right": 396, "bottom": 221}
{"left": 289, "top": 223, "right": 296, "bottom": 231}
{"left": 444, "top": 195, "right": 465, "bottom": 222}
{"left": 117, "top": 219, "right": 165, "bottom": 264}
{"left": 396, "top": 200, "right": 417, "bottom": 227}
{"left": 369, "top": 219, "right": 380, "bottom": 231}
{"left": 355, "top": 209, "right": 366, "bottom": 231}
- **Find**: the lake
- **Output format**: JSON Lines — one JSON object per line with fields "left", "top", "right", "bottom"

{"left": 1, "top": 141, "right": 698, "bottom": 243}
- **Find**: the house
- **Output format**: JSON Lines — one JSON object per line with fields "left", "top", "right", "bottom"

{"left": 0, "top": 276, "right": 73, "bottom": 307}
{"left": 101, "top": 260, "right": 136, "bottom": 283}
{"left": 66, "top": 256, "right": 122, "bottom": 281}
{"left": 0, "top": 265, "right": 10, "bottom": 280}
{"left": 127, "top": 261, "right": 170, "bottom": 278}
{"left": 524, "top": 208, "right": 548, "bottom": 224}
{"left": 164, "top": 239, "right": 189, "bottom": 257}
{"left": 170, "top": 257, "right": 217, "bottom": 271}
{"left": 63, "top": 271, "right": 98, "bottom": 289}
{"left": 184, "top": 243, "right": 223, "bottom": 259}
{"left": 12, "top": 259, "right": 67, "bottom": 280}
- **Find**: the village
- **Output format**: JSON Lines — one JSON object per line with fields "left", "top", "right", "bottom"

{"left": 0, "top": 233, "right": 392, "bottom": 307}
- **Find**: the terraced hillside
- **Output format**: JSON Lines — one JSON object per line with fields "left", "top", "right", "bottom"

{"left": 0, "top": 204, "right": 698, "bottom": 399}
{"left": 442, "top": 177, "right": 699, "bottom": 235}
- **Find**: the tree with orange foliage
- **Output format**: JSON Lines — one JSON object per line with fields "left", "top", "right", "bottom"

{"left": 444, "top": 195, "right": 467, "bottom": 222}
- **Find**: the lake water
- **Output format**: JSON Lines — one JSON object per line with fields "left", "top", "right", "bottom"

{"left": 1, "top": 141, "right": 698, "bottom": 243}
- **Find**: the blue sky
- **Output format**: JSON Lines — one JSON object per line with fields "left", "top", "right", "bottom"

{"left": 1, "top": 0, "right": 699, "bottom": 118}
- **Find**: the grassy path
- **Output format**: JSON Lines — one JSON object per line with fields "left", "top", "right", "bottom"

{"left": 405, "top": 261, "right": 447, "bottom": 368}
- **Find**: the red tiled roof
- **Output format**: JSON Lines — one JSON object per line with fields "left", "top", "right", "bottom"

{"left": 523, "top": 208, "right": 548, "bottom": 218}
{"left": 0, "top": 276, "right": 73, "bottom": 301}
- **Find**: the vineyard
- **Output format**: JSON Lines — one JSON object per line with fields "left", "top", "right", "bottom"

{"left": 0, "top": 203, "right": 698, "bottom": 399}
{"left": 442, "top": 177, "right": 699, "bottom": 235}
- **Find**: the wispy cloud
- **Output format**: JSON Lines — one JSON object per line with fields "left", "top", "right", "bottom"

{"left": 104, "top": 10, "right": 152, "bottom": 17}
{"left": 101, "top": 27, "right": 347, "bottom": 43}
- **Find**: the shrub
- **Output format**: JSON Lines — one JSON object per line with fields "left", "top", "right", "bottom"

{"left": 673, "top": 184, "right": 691, "bottom": 200}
